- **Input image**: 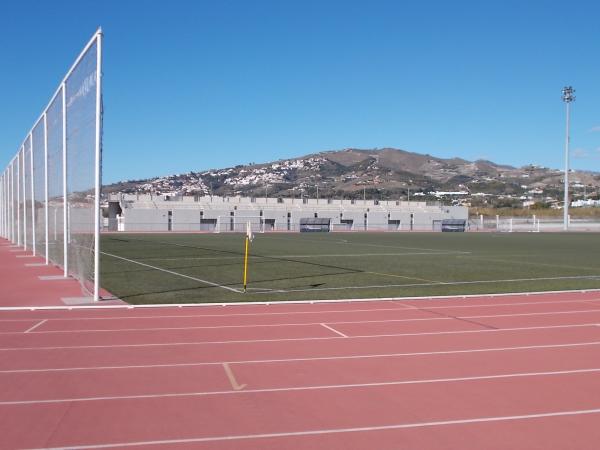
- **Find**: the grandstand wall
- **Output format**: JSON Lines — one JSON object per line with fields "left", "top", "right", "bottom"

{"left": 107, "top": 194, "right": 468, "bottom": 232}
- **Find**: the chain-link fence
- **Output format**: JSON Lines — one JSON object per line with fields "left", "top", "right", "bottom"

{"left": 0, "top": 30, "right": 103, "bottom": 301}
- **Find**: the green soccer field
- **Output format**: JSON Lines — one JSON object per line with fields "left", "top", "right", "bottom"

{"left": 100, "top": 232, "right": 600, "bottom": 304}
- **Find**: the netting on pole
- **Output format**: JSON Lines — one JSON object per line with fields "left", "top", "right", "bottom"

{"left": 12, "top": 161, "right": 18, "bottom": 244}
{"left": 24, "top": 137, "right": 34, "bottom": 252}
{"left": 32, "top": 121, "right": 46, "bottom": 258}
{"left": 46, "top": 94, "right": 64, "bottom": 267}
{"left": 0, "top": 30, "right": 102, "bottom": 302}
{"left": 65, "top": 39, "right": 99, "bottom": 294}
{"left": 216, "top": 216, "right": 266, "bottom": 233}
{"left": 18, "top": 149, "right": 24, "bottom": 246}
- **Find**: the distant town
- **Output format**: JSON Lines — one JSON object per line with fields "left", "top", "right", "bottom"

{"left": 104, "top": 148, "right": 600, "bottom": 213}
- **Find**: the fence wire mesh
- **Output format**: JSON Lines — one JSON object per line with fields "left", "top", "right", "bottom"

{"left": 32, "top": 121, "right": 46, "bottom": 258}
{"left": 0, "top": 30, "right": 102, "bottom": 301}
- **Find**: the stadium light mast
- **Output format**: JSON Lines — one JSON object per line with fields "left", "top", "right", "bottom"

{"left": 562, "top": 86, "right": 575, "bottom": 231}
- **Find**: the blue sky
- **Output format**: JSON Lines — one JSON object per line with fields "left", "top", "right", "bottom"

{"left": 1, "top": 0, "right": 599, "bottom": 183}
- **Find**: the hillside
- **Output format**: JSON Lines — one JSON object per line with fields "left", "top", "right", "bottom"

{"left": 104, "top": 148, "right": 600, "bottom": 207}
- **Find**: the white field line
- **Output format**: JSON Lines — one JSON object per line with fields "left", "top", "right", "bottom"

{"left": 140, "top": 251, "right": 471, "bottom": 261}
{"left": 101, "top": 251, "right": 241, "bottom": 293}
{"left": 3, "top": 341, "right": 600, "bottom": 374}
{"left": 263, "top": 235, "right": 470, "bottom": 253}
{"left": 4, "top": 367, "right": 600, "bottom": 407}
{"left": 320, "top": 323, "right": 348, "bottom": 337}
{"left": 265, "top": 275, "right": 600, "bottom": 294}
{"left": 456, "top": 254, "right": 600, "bottom": 273}
{"left": 366, "top": 271, "right": 441, "bottom": 284}
{"left": 1, "top": 297, "right": 599, "bottom": 323}
{"left": 6, "top": 306, "right": 600, "bottom": 335}
{"left": 33, "top": 407, "right": 600, "bottom": 449}
{"left": 23, "top": 320, "right": 47, "bottom": 333}
{"left": 1, "top": 288, "right": 600, "bottom": 311}
{"left": 0, "top": 323, "right": 598, "bottom": 352}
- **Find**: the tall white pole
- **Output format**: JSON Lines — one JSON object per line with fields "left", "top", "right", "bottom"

{"left": 62, "top": 83, "right": 68, "bottom": 277}
{"left": 10, "top": 164, "right": 13, "bottom": 242}
{"left": 0, "top": 174, "right": 4, "bottom": 238}
{"left": 564, "top": 100, "right": 570, "bottom": 231}
{"left": 17, "top": 152, "right": 21, "bottom": 246}
{"left": 30, "top": 135, "right": 36, "bottom": 256}
{"left": 43, "top": 113, "right": 49, "bottom": 264}
{"left": 94, "top": 30, "right": 103, "bottom": 301}
{"left": 22, "top": 147, "right": 27, "bottom": 250}
{"left": 562, "top": 86, "right": 575, "bottom": 231}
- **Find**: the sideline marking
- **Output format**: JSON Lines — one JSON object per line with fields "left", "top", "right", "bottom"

{"left": 320, "top": 323, "right": 348, "bottom": 337}
{"left": 142, "top": 251, "right": 471, "bottom": 261}
{"left": 366, "top": 271, "right": 440, "bottom": 284}
{"left": 4, "top": 367, "right": 600, "bottom": 406}
{"left": 267, "top": 275, "right": 600, "bottom": 294}
{"left": 3, "top": 340, "right": 600, "bottom": 374}
{"left": 33, "top": 408, "right": 600, "bottom": 449}
{"left": 222, "top": 363, "right": 246, "bottom": 390}
{"left": 263, "top": 235, "right": 472, "bottom": 254}
{"left": 101, "top": 251, "right": 241, "bottom": 293}
{"left": 24, "top": 320, "right": 47, "bottom": 333}
{"left": 458, "top": 254, "right": 600, "bottom": 274}
{"left": 0, "top": 323, "right": 597, "bottom": 352}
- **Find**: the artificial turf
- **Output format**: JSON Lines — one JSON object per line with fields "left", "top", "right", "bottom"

{"left": 100, "top": 232, "right": 600, "bottom": 304}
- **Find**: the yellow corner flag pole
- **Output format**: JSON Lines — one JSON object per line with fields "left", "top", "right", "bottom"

{"left": 243, "top": 235, "right": 249, "bottom": 293}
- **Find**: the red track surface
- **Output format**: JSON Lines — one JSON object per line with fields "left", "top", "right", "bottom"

{"left": 0, "top": 241, "right": 121, "bottom": 308}
{"left": 2, "top": 241, "right": 600, "bottom": 448}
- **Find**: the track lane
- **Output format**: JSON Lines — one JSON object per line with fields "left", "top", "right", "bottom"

{"left": 139, "top": 412, "right": 600, "bottom": 450}
{"left": 1, "top": 325, "right": 600, "bottom": 371}
{"left": 2, "top": 342, "right": 600, "bottom": 403}
{"left": 3, "top": 371, "right": 600, "bottom": 449}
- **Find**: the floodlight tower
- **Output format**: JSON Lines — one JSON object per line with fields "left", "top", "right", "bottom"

{"left": 562, "top": 86, "right": 575, "bottom": 231}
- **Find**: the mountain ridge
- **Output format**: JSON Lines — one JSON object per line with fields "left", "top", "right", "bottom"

{"left": 105, "top": 148, "right": 600, "bottom": 206}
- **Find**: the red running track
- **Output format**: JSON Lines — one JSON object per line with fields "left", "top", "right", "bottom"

{"left": 2, "top": 291, "right": 600, "bottom": 448}
{"left": 0, "top": 239, "right": 121, "bottom": 307}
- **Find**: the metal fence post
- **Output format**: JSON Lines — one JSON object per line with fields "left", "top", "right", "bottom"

{"left": 94, "top": 30, "right": 103, "bottom": 301}
{"left": 62, "top": 83, "right": 68, "bottom": 277}
{"left": 17, "top": 152, "right": 21, "bottom": 247}
{"left": 43, "top": 113, "right": 49, "bottom": 264}
{"left": 30, "top": 134, "right": 36, "bottom": 255}
{"left": 22, "top": 148, "right": 27, "bottom": 250}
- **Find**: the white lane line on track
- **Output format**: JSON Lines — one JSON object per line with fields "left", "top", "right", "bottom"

{"left": 1, "top": 297, "right": 598, "bottom": 323}
{"left": 0, "top": 317, "right": 450, "bottom": 335}
{"left": 0, "top": 323, "right": 598, "bottom": 352}
{"left": 5, "top": 306, "right": 600, "bottom": 335}
{"left": 320, "top": 323, "right": 348, "bottom": 337}
{"left": 3, "top": 340, "right": 600, "bottom": 374}
{"left": 0, "top": 306, "right": 411, "bottom": 322}
{"left": 222, "top": 363, "right": 247, "bottom": 391}
{"left": 101, "top": 251, "right": 242, "bottom": 293}
{"left": 23, "top": 320, "right": 47, "bottom": 333}
{"left": 4, "top": 367, "right": 600, "bottom": 406}
{"left": 31, "top": 408, "right": 600, "bottom": 449}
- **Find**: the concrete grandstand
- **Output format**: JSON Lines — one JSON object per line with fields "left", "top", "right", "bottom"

{"left": 105, "top": 194, "right": 468, "bottom": 233}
